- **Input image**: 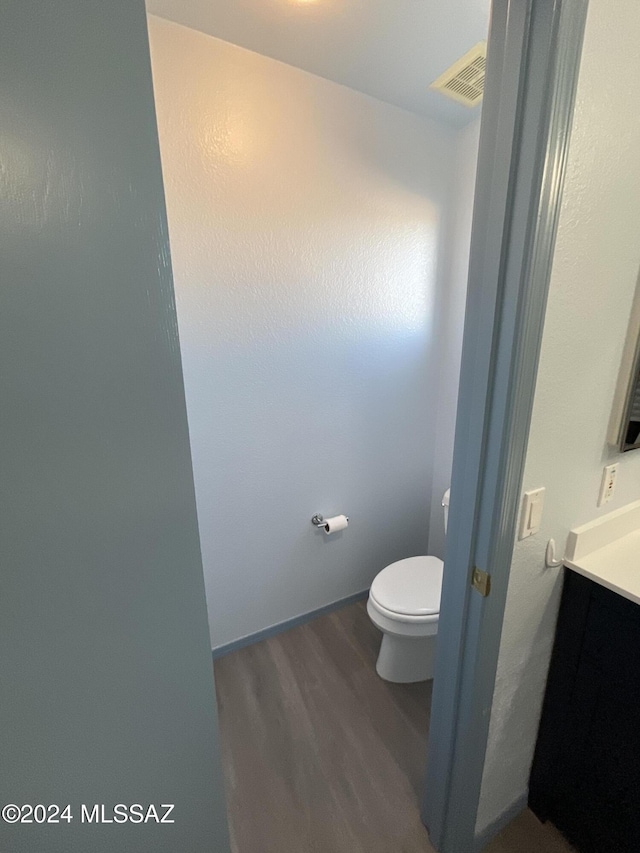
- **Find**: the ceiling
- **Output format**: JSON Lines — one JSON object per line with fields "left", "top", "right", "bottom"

{"left": 145, "top": 0, "right": 490, "bottom": 128}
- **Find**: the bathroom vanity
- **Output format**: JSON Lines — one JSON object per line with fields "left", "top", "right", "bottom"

{"left": 529, "top": 502, "right": 640, "bottom": 853}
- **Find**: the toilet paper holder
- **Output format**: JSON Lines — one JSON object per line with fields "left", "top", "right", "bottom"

{"left": 311, "top": 514, "right": 349, "bottom": 527}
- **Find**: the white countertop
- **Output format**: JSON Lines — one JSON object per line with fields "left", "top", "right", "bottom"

{"left": 563, "top": 500, "right": 640, "bottom": 606}
{"left": 565, "top": 529, "right": 640, "bottom": 606}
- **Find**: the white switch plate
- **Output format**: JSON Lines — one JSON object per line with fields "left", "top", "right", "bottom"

{"left": 519, "top": 487, "right": 545, "bottom": 539}
{"left": 598, "top": 463, "right": 618, "bottom": 507}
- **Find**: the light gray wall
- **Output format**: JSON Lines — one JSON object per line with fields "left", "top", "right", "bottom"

{"left": 0, "top": 2, "right": 229, "bottom": 851}
{"left": 476, "top": 0, "right": 640, "bottom": 833}
{"left": 148, "top": 17, "right": 457, "bottom": 650}
{"left": 428, "top": 118, "right": 481, "bottom": 558}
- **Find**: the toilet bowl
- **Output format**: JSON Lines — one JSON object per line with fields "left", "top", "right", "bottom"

{"left": 367, "top": 489, "right": 449, "bottom": 683}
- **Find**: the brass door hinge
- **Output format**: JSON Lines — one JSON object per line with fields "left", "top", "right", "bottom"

{"left": 472, "top": 567, "right": 491, "bottom": 597}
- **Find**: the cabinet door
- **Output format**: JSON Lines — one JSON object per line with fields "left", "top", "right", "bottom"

{"left": 530, "top": 570, "right": 593, "bottom": 823}
{"left": 546, "top": 654, "right": 640, "bottom": 852}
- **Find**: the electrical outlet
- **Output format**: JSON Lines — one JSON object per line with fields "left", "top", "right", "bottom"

{"left": 598, "top": 463, "right": 618, "bottom": 507}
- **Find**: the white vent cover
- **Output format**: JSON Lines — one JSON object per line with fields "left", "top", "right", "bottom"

{"left": 430, "top": 42, "right": 487, "bottom": 107}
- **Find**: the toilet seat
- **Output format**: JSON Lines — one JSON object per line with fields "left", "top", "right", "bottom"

{"left": 369, "top": 555, "right": 443, "bottom": 621}
{"left": 368, "top": 596, "right": 439, "bottom": 625}
{"left": 367, "top": 597, "right": 438, "bottom": 639}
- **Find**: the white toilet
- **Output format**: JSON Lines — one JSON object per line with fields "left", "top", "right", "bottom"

{"left": 367, "top": 489, "right": 450, "bottom": 683}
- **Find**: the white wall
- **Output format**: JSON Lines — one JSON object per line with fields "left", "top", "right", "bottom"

{"left": 148, "top": 16, "right": 459, "bottom": 648}
{"left": 477, "top": 0, "right": 640, "bottom": 833}
{"left": 429, "top": 118, "right": 480, "bottom": 557}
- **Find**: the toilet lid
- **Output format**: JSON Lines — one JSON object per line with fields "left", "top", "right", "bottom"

{"left": 370, "top": 556, "right": 443, "bottom": 617}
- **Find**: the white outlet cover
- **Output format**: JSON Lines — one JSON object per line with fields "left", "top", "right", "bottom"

{"left": 598, "top": 463, "right": 618, "bottom": 507}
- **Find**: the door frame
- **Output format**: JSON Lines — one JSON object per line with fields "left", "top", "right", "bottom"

{"left": 422, "top": 0, "right": 589, "bottom": 850}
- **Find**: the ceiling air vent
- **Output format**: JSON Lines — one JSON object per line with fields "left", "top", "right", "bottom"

{"left": 430, "top": 42, "right": 487, "bottom": 107}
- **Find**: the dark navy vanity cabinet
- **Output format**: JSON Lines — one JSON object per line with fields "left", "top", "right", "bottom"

{"left": 529, "top": 569, "right": 640, "bottom": 853}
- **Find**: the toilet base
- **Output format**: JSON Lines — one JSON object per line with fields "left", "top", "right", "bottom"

{"left": 375, "top": 632, "right": 437, "bottom": 683}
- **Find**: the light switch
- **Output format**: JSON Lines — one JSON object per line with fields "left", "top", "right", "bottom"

{"left": 529, "top": 497, "right": 543, "bottom": 530}
{"left": 519, "top": 487, "right": 545, "bottom": 539}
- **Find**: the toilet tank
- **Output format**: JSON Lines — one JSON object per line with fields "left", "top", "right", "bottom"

{"left": 442, "top": 489, "right": 450, "bottom": 533}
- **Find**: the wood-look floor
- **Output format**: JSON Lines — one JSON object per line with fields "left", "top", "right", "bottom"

{"left": 214, "top": 601, "right": 575, "bottom": 853}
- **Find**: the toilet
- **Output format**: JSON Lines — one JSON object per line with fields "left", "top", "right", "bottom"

{"left": 367, "top": 489, "right": 449, "bottom": 683}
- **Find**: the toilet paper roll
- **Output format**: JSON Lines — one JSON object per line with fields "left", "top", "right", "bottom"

{"left": 322, "top": 515, "right": 349, "bottom": 534}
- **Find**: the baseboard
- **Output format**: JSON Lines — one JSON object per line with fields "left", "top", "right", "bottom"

{"left": 211, "top": 589, "right": 369, "bottom": 660}
{"left": 473, "top": 790, "right": 529, "bottom": 852}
